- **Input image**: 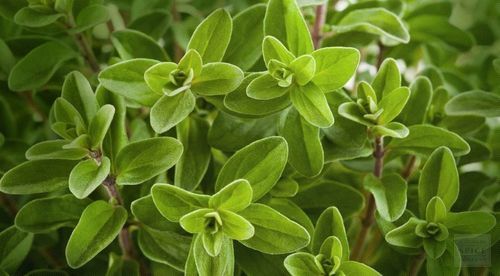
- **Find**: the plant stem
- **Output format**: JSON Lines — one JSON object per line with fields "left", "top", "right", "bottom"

{"left": 118, "top": 227, "right": 134, "bottom": 259}
{"left": 73, "top": 32, "right": 100, "bottom": 73}
{"left": 376, "top": 41, "right": 385, "bottom": 69}
{"left": 312, "top": 3, "right": 327, "bottom": 49}
{"left": 103, "top": 175, "right": 123, "bottom": 205}
{"left": 102, "top": 176, "right": 148, "bottom": 275}
{"left": 401, "top": 155, "right": 417, "bottom": 180}
{"left": 351, "top": 136, "right": 384, "bottom": 261}
{"left": 409, "top": 252, "right": 426, "bottom": 276}
{"left": 64, "top": 15, "right": 100, "bottom": 73}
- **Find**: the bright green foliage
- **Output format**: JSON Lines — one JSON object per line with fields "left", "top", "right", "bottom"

{"left": 215, "top": 136, "right": 288, "bottom": 201}
{"left": 66, "top": 201, "right": 127, "bottom": 268}
{"left": 115, "top": 137, "right": 183, "bottom": 185}
{"left": 285, "top": 207, "right": 381, "bottom": 276}
{"left": 386, "top": 147, "right": 496, "bottom": 261}
{"left": 0, "top": 0, "right": 498, "bottom": 275}
{"left": 247, "top": 36, "right": 359, "bottom": 128}
{"left": 15, "top": 195, "right": 91, "bottom": 233}
{"left": 339, "top": 58, "right": 410, "bottom": 138}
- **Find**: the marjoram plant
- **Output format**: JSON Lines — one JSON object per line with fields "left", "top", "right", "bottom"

{"left": 0, "top": 0, "right": 499, "bottom": 275}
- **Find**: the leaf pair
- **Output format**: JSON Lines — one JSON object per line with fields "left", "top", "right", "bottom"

{"left": 247, "top": 36, "right": 359, "bottom": 128}
{"left": 152, "top": 181, "right": 310, "bottom": 274}
{"left": 386, "top": 147, "right": 496, "bottom": 261}
{"left": 339, "top": 58, "right": 410, "bottom": 138}
{"left": 285, "top": 207, "right": 381, "bottom": 276}
{"left": 144, "top": 48, "right": 243, "bottom": 133}
{"left": 100, "top": 9, "right": 244, "bottom": 134}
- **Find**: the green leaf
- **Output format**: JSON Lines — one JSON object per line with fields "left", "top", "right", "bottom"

{"left": 201, "top": 229, "right": 225, "bottom": 257}
{"left": 426, "top": 241, "right": 461, "bottom": 276}
{"left": 377, "top": 87, "right": 410, "bottom": 124}
{"left": 264, "top": 0, "right": 313, "bottom": 56}
{"left": 398, "top": 76, "right": 433, "bottom": 126}
{"left": 290, "top": 83, "right": 334, "bottom": 128}
{"left": 246, "top": 73, "right": 289, "bottom": 100}
{"left": 219, "top": 210, "right": 255, "bottom": 241}
{"left": 62, "top": 71, "right": 99, "bottom": 124}
{"left": 444, "top": 211, "right": 496, "bottom": 234}
{"left": 387, "top": 125, "right": 470, "bottom": 157}
{"left": 98, "top": 59, "right": 161, "bottom": 106}
{"left": 333, "top": 8, "right": 410, "bottom": 44}
{"left": 175, "top": 116, "right": 211, "bottom": 191}
{"left": 88, "top": 105, "right": 115, "bottom": 149}
{"left": 208, "top": 111, "right": 279, "bottom": 152}
{"left": 312, "top": 207, "right": 349, "bottom": 260}
{"left": 423, "top": 239, "right": 447, "bottom": 259}
{"left": 364, "top": 173, "right": 407, "bottom": 222}
{"left": 14, "top": 7, "right": 64, "bottom": 27}
{"left": 311, "top": 47, "right": 360, "bottom": 92}
{"left": 289, "top": 55, "right": 316, "bottom": 86}
{"left": 0, "top": 159, "right": 77, "bottom": 194}
{"left": 192, "top": 234, "right": 234, "bottom": 276}
{"left": 178, "top": 49, "right": 203, "bottom": 76}
{"left": 284, "top": 252, "right": 323, "bottom": 276}
{"left": 0, "top": 226, "right": 33, "bottom": 274}
{"left": 292, "top": 181, "right": 364, "bottom": 219}
{"left": 233, "top": 243, "right": 288, "bottom": 276}
{"left": 69, "top": 157, "right": 111, "bottom": 199}
{"left": 129, "top": 11, "right": 171, "bottom": 40}
{"left": 319, "top": 236, "right": 343, "bottom": 261}
{"left": 143, "top": 62, "right": 179, "bottom": 94}
{"left": 323, "top": 92, "right": 371, "bottom": 161}
{"left": 215, "top": 136, "right": 288, "bottom": 201}
{"left": 224, "top": 73, "right": 291, "bottom": 116}
{"left": 26, "top": 140, "right": 88, "bottom": 160}
{"left": 131, "top": 195, "right": 180, "bottom": 231}
{"left": 138, "top": 226, "right": 191, "bottom": 271}
{"left": 280, "top": 108, "right": 323, "bottom": 177}
{"left": 0, "top": 39, "right": 15, "bottom": 77}
{"left": 111, "top": 29, "right": 169, "bottom": 61}
{"left": 407, "top": 15, "right": 473, "bottom": 51}
{"left": 72, "top": 4, "right": 110, "bottom": 33}
{"left": 191, "top": 63, "right": 244, "bottom": 96}
{"left": 8, "top": 41, "right": 76, "bottom": 91}
{"left": 238, "top": 203, "right": 310, "bottom": 254}
{"left": 150, "top": 92, "right": 196, "bottom": 134}
{"left": 209, "top": 179, "right": 252, "bottom": 212}
{"left": 94, "top": 87, "right": 127, "bottom": 162}
{"left": 267, "top": 198, "right": 315, "bottom": 240}
{"left": 15, "top": 194, "right": 91, "bottom": 233}
{"left": 418, "top": 147, "right": 459, "bottom": 216}
{"left": 445, "top": 91, "right": 500, "bottom": 118}
{"left": 106, "top": 252, "right": 139, "bottom": 276}
{"left": 52, "top": 98, "right": 86, "bottom": 135}
{"left": 115, "top": 137, "right": 183, "bottom": 185}
{"left": 371, "top": 58, "right": 401, "bottom": 99}
{"left": 371, "top": 122, "right": 409, "bottom": 138}
{"left": 262, "top": 36, "right": 295, "bottom": 65}
{"left": 337, "top": 102, "right": 374, "bottom": 127}
{"left": 426, "top": 196, "right": 448, "bottom": 223}
{"left": 339, "top": 261, "right": 381, "bottom": 276}
{"left": 223, "top": 4, "right": 266, "bottom": 71}
{"left": 270, "top": 178, "right": 299, "bottom": 197}
{"left": 151, "top": 184, "right": 209, "bottom": 222}
{"left": 385, "top": 217, "right": 423, "bottom": 248}
{"left": 66, "top": 201, "right": 127, "bottom": 268}
{"left": 187, "top": 9, "right": 232, "bottom": 63}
